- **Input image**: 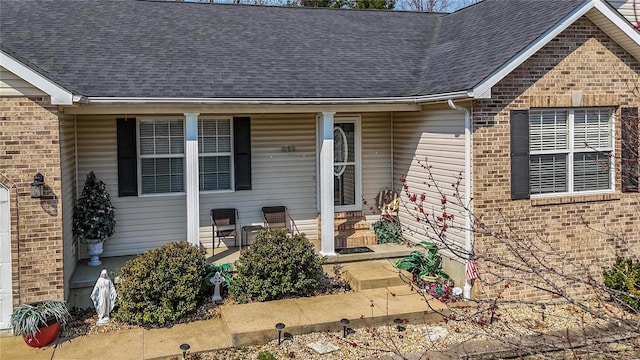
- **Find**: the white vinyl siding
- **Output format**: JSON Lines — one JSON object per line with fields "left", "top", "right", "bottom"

{"left": 76, "top": 116, "right": 187, "bottom": 257}
{"left": 139, "top": 119, "right": 185, "bottom": 194}
{"left": 199, "top": 118, "right": 232, "bottom": 192}
{"left": 199, "top": 114, "right": 318, "bottom": 244}
{"left": 529, "top": 108, "right": 613, "bottom": 196}
{"left": 607, "top": 0, "right": 638, "bottom": 26}
{"left": 361, "top": 113, "right": 393, "bottom": 223}
{"left": 59, "top": 116, "right": 77, "bottom": 300}
{"left": 0, "top": 66, "right": 46, "bottom": 96}
{"left": 393, "top": 106, "right": 467, "bottom": 255}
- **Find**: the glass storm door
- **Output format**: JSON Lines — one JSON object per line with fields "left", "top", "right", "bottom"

{"left": 333, "top": 120, "right": 361, "bottom": 211}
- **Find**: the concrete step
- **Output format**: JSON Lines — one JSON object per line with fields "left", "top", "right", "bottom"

{"left": 342, "top": 259, "right": 411, "bottom": 291}
{"left": 220, "top": 285, "right": 447, "bottom": 347}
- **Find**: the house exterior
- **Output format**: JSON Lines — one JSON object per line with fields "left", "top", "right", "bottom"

{"left": 609, "top": 0, "right": 639, "bottom": 28}
{"left": 0, "top": 0, "right": 638, "bottom": 329}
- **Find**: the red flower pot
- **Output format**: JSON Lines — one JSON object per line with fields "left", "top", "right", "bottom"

{"left": 23, "top": 320, "right": 60, "bottom": 348}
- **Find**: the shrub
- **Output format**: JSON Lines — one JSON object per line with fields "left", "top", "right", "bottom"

{"left": 257, "top": 351, "right": 277, "bottom": 360}
{"left": 372, "top": 219, "right": 402, "bottom": 244}
{"left": 114, "top": 241, "right": 208, "bottom": 325}
{"left": 603, "top": 257, "right": 640, "bottom": 311}
{"left": 230, "top": 229, "right": 324, "bottom": 303}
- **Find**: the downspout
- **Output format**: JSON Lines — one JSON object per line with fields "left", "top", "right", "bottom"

{"left": 390, "top": 111, "right": 394, "bottom": 189}
{"left": 447, "top": 99, "right": 473, "bottom": 301}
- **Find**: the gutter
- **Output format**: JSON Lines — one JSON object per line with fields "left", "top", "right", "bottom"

{"left": 447, "top": 99, "right": 474, "bottom": 301}
{"left": 83, "top": 90, "right": 473, "bottom": 106}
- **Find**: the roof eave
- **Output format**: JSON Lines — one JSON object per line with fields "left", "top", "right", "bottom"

{"left": 472, "top": 0, "right": 640, "bottom": 100}
{"left": 0, "top": 50, "right": 75, "bottom": 105}
{"left": 83, "top": 90, "right": 474, "bottom": 106}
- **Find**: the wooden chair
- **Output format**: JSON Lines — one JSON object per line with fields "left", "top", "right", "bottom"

{"left": 262, "top": 206, "right": 298, "bottom": 234}
{"left": 210, "top": 208, "right": 239, "bottom": 253}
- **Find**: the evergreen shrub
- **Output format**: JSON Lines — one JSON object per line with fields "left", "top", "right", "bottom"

{"left": 114, "top": 241, "right": 208, "bottom": 325}
{"left": 230, "top": 229, "right": 324, "bottom": 303}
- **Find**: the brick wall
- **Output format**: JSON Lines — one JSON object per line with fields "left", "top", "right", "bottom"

{"left": 0, "top": 96, "right": 64, "bottom": 304}
{"left": 472, "top": 17, "right": 640, "bottom": 301}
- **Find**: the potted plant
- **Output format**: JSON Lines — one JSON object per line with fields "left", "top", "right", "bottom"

{"left": 10, "top": 301, "right": 70, "bottom": 347}
{"left": 395, "top": 241, "right": 450, "bottom": 283}
{"left": 73, "top": 171, "right": 116, "bottom": 266}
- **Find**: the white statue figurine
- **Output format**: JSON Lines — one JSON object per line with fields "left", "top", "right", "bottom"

{"left": 90, "top": 269, "right": 117, "bottom": 326}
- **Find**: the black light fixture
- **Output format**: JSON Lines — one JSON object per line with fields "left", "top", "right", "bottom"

{"left": 340, "top": 318, "right": 350, "bottom": 338}
{"left": 30, "top": 172, "right": 44, "bottom": 198}
{"left": 179, "top": 343, "right": 190, "bottom": 360}
{"left": 275, "top": 322, "right": 285, "bottom": 345}
{"left": 394, "top": 318, "right": 406, "bottom": 332}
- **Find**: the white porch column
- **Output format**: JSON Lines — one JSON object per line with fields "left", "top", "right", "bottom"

{"left": 185, "top": 112, "right": 200, "bottom": 246}
{"left": 319, "top": 112, "right": 336, "bottom": 256}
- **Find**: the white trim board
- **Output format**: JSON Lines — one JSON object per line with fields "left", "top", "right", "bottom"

{"left": 0, "top": 51, "right": 74, "bottom": 105}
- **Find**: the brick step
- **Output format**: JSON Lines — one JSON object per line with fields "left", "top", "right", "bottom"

{"left": 335, "top": 231, "right": 378, "bottom": 248}
{"left": 335, "top": 219, "right": 371, "bottom": 231}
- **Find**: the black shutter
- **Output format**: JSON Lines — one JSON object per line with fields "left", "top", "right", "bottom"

{"left": 233, "top": 117, "right": 252, "bottom": 190}
{"left": 510, "top": 110, "right": 530, "bottom": 200}
{"left": 621, "top": 107, "right": 639, "bottom": 193}
{"left": 117, "top": 118, "right": 138, "bottom": 196}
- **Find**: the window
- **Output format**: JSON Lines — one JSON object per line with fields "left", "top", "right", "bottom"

{"left": 199, "top": 118, "right": 233, "bottom": 191}
{"left": 139, "top": 119, "right": 185, "bottom": 194}
{"left": 528, "top": 108, "right": 613, "bottom": 196}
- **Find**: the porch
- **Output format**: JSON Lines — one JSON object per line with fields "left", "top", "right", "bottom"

{"left": 68, "top": 243, "right": 415, "bottom": 309}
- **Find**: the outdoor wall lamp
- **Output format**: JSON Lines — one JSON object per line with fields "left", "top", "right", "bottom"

{"left": 30, "top": 172, "right": 44, "bottom": 198}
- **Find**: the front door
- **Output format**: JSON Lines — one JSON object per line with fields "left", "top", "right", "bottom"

{"left": 333, "top": 117, "right": 361, "bottom": 211}
{"left": 0, "top": 185, "right": 12, "bottom": 330}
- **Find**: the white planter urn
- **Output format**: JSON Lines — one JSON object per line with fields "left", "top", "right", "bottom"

{"left": 86, "top": 241, "right": 104, "bottom": 266}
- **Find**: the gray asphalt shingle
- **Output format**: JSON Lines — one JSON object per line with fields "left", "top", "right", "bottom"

{"left": 0, "top": 0, "right": 586, "bottom": 99}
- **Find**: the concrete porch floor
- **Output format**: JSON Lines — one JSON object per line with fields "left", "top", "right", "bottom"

{"left": 69, "top": 243, "right": 413, "bottom": 308}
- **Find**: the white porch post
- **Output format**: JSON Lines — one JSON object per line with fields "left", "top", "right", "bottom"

{"left": 185, "top": 112, "right": 200, "bottom": 246}
{"left": 319, "top": 112, "right": 336, "bottom": 256}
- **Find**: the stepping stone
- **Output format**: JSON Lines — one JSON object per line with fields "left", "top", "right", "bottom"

{"left": 307, "top": 341, "right": 340, "bottom": 354}
{"left": 422, "top": 326, "right": 449, "bottom": 342}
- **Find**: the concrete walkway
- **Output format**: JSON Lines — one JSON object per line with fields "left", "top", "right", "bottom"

{"left": 1, "top": 285, "right": 445, "bottom": 360}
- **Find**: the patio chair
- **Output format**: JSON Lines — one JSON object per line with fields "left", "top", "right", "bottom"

{"left": 376, "top": 189, "right": 400, "bottom": 222}
{"left": 210, "top": 208, "right": 239, "bottom": 253}
{"left": 262, "top": 206, "right": 299, "bottom": 234}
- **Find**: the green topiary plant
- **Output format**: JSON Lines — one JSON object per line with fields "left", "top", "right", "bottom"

{"left": 395, "top": 241, "right": 450, "bottom": 281}
{"left": 230, "top": 229, "right": 325, "bottom": 303}
{"left": 114, "top": 241, "right": 208, "bottom": 326}
{"left": 603, "top": 257, "right": 640, "bottom": 311}
{"left": 72, "top": 171, "right": 116, "bottom": 243}
{"left": 372, "top": 219, "right": 403, "bottom": 244}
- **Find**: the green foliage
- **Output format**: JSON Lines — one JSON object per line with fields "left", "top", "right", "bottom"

{"left": 205, "top": 263, "right": 234, "bottom": 287}
{"left": 395, "top": 241, "right": 450, "bottom": 280}
{"left": 10, "top": 301, "right": 70, "bottom": 337}
{"left": 603, "top": 257, "right": 640, "bottom": 311}
{"left": 114, "top": 241, "right": 208, "bottom": 326}
{"left": 299, "top": 0, "right": 395, "bottom": 9}
{"left": 230, "top": 229, "right": 325, "bottom": 303}
{"left": 257, "top": 351, "right": 277, "bottom": 360}
{"left": 372, "top": 220, "right": 403, "bottom": 244}
{"left": 72, "top": 171, "right": 116, "bottom": 243}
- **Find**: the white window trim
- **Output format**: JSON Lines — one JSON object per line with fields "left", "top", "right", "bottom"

{"left": 198, "top": 116, "right": 235, "bottom": 194}
{"left": 137, "top": 116, "right": 186, "bottom": 197}
{"left": 331, "top": 115, "right": 362, "bottom": 212}
{"left": 530, "top": 108, "right": 615, "bottom": 199}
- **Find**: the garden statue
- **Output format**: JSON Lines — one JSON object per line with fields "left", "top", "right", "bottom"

{"left": 210, "top": 272, "right": 224, "bottom": 302}
{"left": 90, "top": 269, "right": 117, "bottom": 326}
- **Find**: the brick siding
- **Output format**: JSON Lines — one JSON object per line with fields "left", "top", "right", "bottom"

{"left": 472, "top": 17, "right": 640, "bottom": 301}
{"left": 0, "top": 96, "right": 64, "bottom": 304}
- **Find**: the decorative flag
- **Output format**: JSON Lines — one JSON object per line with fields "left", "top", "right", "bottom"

{"left": 466, "top": 258, "right": 479, "bottom": 281}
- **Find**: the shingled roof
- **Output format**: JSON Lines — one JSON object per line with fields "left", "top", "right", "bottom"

{"left": 0, "top": 0, "right": 592, "bottom": 99}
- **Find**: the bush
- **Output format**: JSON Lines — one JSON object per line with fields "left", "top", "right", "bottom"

{"left": 230, "top": 229, "right": 324, "bottom": 303}
{"left": 114, "top": 241, "right": 208, "bottom": 325}
{"left": 372, "top": 219, "right": 402, "bottom": 244}
{"left": 603, "top": 257, "right": 640, "bottom": 311}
